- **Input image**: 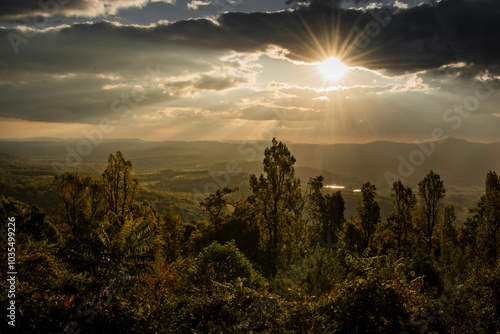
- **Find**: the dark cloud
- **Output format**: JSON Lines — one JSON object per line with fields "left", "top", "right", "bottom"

{"left": 193, "top": 74, "right": 248, "bottom": 90}
{"left": 0, "top": 0, "right": 148, "bottom": 21}
{"left": 0, "top": 0, "right": 90, "bottom": 19}
{"left": 0, "top": 75, "right": 175, "bottom": 123}
{"left": 161, "top": 74, "right": 249, "bottom": 95}
{"left": 220, "top": 0, "right": 499, "bottom": 74}
{"left": 2, "top": 0, "right": 499, "bottom": 74}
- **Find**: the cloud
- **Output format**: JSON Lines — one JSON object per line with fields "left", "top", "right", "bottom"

{"left": 0, "top": 0, "right": 499, "bottom": 144}
{"left": 3, "top": 0, "right": 500, "bottom": 75}
{"left": 161, "top": 74, "right": 249, "bottom": 97}
{"left": 389, "top": 75, "right": 429, "bottom": 92}
{"left": 187, "top": 0, "right": 211, "bottom": 11}
{"left": 0, "top": 0, "right": 150, "bottom": 21}
{"left": 193, "top": 74, "right": 248, "bottom": 90}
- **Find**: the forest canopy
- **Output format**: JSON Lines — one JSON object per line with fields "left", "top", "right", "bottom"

{"left": 1, "top": 140, "right": 499, "bottom": 333}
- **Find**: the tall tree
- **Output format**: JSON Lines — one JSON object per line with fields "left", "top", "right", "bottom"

{"left": 438, "top": 204, "right": 458, "bottom": 266}
{"left": 101, "top": 151, "right": 139, "bottom": 222}
{"left": 161, "top": 211, "right": 185, "bottom": 263}
{"left": 222, "top": 197, "right": 261, "bottom": 264}
{"left": 53, "top": 151, "right": 158, "bottom": 291}
{"left": 356, "top": 182, "right": 381, "bottom": 253}
{"left": 470, "top": 171, "right": 500, "bottom": 265}
{"left": 53, "top": 172, "right": 103, "bottom": 238}
{"left": 483, "top": 171, "right": 500, "bottom": 263}
{"left": 417, "top": 170, "right": 446, "bottom": 257}
{"left": 249, "top": 138, "right": 304, "bottom": 277}
{"left": 308, "top": 176, "right": 345, "bottom": 247}
{"left": 387, "top": 180, "right": 416, "bottom": 258}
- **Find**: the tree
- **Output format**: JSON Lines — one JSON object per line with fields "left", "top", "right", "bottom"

{"left": 53, "top": 151, "right": 158, "bottom": 293}
{"left": 438, "top": 204, "right": 458, "bottom": 266}
{"left": 199, "top": 186, "right": 238, "bottom": 234}
{"left": 482, "top": 171, "right": 500, "bottom": 264}
{"left": 0, "top": 196, "right": 58, "bottom": 243}
{"left": 356, "top": 182, "right": 381, "bottom": 253}
{"left": 53, "top": 172, "right": 98, "bottom": 235}
{"left": 341, "top": 220, "right": 364, "bottom": 253}
{"left": 101, "top": 151, "right": 140, "bottom": 222}
{"left": 74, "top": 205, "right": 158, "bottom": 293}
{"left": 465, "top": 171, "right": 500, "bottom": 265}
{"left": 308, "top": 176, "right": 345, "bottom": 247}
{"left": 417, "top": 170, "right": 446, "bottom": 257}
{"left": 161, "top": 211, "right": 186, "bottom": 263}
{"left": 387, "top": 180, "right": 416, "bottom": 258}
{"left": 249, "top": 138, "right": 304, "bottom": 277}
{"left": 221, "top": 197, "right": 262, "bottom": 265}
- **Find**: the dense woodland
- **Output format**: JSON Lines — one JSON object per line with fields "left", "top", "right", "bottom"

{"left": 1, "top": 138, "right": 499, "bottom": 333}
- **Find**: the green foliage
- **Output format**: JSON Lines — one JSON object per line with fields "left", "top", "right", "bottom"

{"left": 481, "top": 171, "right": 500, "bottom": 264}
{"left": 189, "top": 240, "right": 266, "bottom": 289}
{"left": 101, "top": 151, "right": 140, "bottom": 222}
{"left": 441, "top": 267, "right": 500, "bottom": 334}
{"left": 387, "top": 180, "right": 417, "bottom": 258}
{"left": 308, "top": 176, "right": 345, "bottom": 247}
{"left": 249, "top": 138, "right": 304, "bottom": 277}
{"left": 0, "top": 195, "right": 59, "bottom": 243}
{"left": 221, "top": 197, "right": 262, "bottom": 265}
{"left": 160, "top": 211, "right": 186, "bottom": 263}
{"left": 199, "top": 186, "right": 238, "bottom": 233}
{"left": 5, "top": 144, "right": 500, "bottom": 334}
{"left": 53, "top": 172, "right": 103, "bottom": 237}
{"left": 323, "top": 277, "right": 409, "bottom": 334}
{"left": 340, "top": 219, "right": 364, "bottom": 253}
{"left": 355, "top": 182, "right": 381, "bottom": 253}
{"left": 75, "top": 211, "right": 158, "bottom": 283}
{"left": 457, "top": 170, "right": 500, "bottom": 268}
{"left": 279, "top": 246, "right": 347, "bottom": 296}
{"left": 437, "top": 204, "right": 459, "bottom": 271}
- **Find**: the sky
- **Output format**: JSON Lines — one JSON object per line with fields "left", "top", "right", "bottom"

{"left": 0, "top": 0, "right": 499, "bottom": 144}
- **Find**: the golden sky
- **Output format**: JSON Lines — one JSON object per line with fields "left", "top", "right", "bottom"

{"left": 0, "top": 0, "right": 499, "bottom": 144}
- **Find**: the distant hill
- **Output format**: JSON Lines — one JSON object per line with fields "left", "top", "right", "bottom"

{"left": 0, "top": 137, "right": 497, "bottom": 189}
{"left": 0, "top": 137, "right": 497, "bottom": 222}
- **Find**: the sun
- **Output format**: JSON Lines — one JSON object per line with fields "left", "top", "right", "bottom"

{"left": 318, "top": 57, "right": 348, "bottom": 81}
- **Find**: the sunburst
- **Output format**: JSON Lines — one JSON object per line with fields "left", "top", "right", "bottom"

{"left": 318, "top": 57, "right": 348, "bottom": 81}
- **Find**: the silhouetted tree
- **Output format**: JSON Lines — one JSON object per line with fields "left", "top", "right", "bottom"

{"left": 341, "top": 220, "right": 364, "bottom": 253}
{"left": 308, "top": 175, "right": 345, "bottom": 247}
{"left": 249, "top": 138, "right": 304, "bottom": 277}
{"left": 199, "top": 186, "right": 238, "bottom": 234}
{"left": 53, "top": 172, "right": 99, "bottom": 235}
{"left": 438, "top": 204, "right": 458, "bottom": 267}
{"left": 222, "top": 197, "right": 262, "bottom": 265}
{"left": 101, "top": 151, "right": 140, "bottom": 222}
{"left": 161, "top": 211, "right": 185, "bottom": 263}
{"left": 387, "top": 180, "right": 416, "bottom": 258}
{"left": 465, "top": 171, "right": 500, "bottom": 265}
{"left": 53, "top": 151, "right": 158, "bottom": 293}
{"left": 482, "top": 171, "right": 500, "bottom": 264}
{"left": 356, "top": 182, "right": 381, "bottom": 252}
{"left": 417, "top": 170, "right": 445, "bottom": 257}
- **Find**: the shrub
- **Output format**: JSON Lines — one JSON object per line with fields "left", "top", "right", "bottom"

{"left": 189, "top": 240, "right": 266, "bottom": 288}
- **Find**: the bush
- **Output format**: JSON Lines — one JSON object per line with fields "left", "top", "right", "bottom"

{"left": 322, "top": 277, "right": 409, "bottom": 334}
{"left": 189, "top": 240, "right": 266, "bottom": 288}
